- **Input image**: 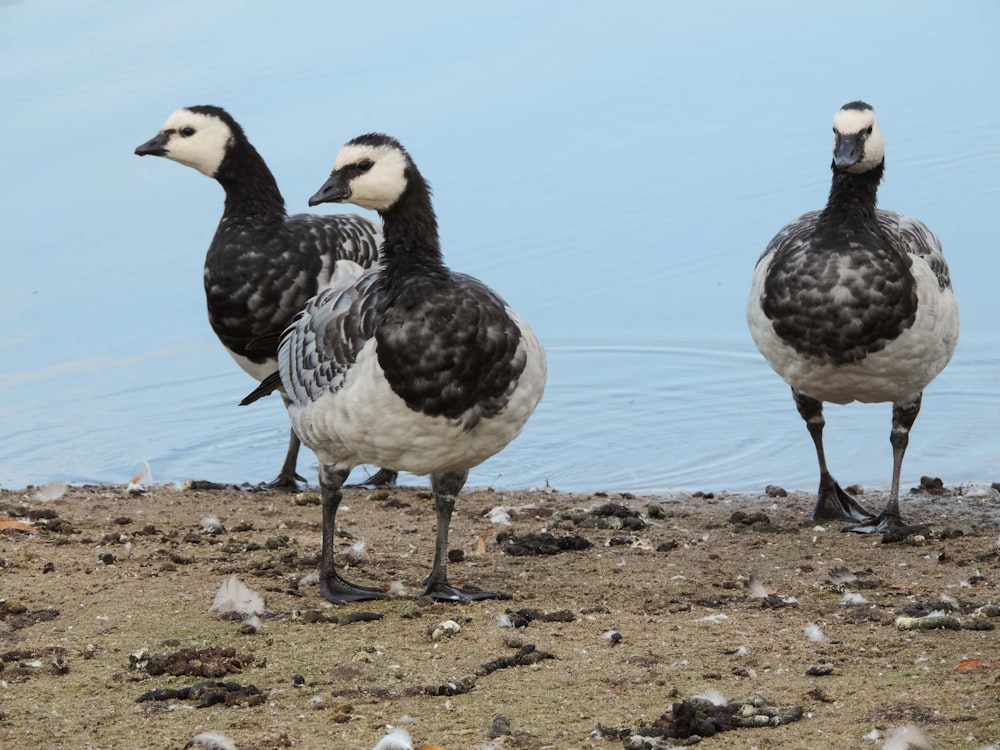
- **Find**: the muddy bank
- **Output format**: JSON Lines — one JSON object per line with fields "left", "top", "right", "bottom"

{"left": 1, "top": 480, "right": 999, "bottom": 748}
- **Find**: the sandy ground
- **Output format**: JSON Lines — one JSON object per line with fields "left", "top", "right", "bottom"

{"left": 1, "top": 479, "right": 999, "bottom": 750}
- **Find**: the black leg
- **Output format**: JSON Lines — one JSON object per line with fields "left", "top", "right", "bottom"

{"left": 261, "top": 428, "right": 307, "bottom": 490}
{"left": 846, "top": 393, "right": 923, "bottom": 534}
{"left": 792, "top": 388, "right": 875, "bottom": 523}
{"left": 422, "top": 471, "right": 500, "bottom": 602}
{"left": 318, "top": 464, "right": 387, "bottom": 604}
{"left": 261, "top": 397, "right": 307, "bottom": 490}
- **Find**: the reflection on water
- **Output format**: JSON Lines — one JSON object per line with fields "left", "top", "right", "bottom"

{"left": 1, "top": 1, "right": 998, "bottom": 492}
{"left": 1, "top": 340, "right": 994, "bottom": 494}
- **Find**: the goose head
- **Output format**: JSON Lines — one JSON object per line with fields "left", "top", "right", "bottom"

{"left": 309, "top": 133, "right": 412, "bottom": 212}
{"left": 831, "top": 101, "right": 885, "bottom": 174}
{"left": 135, "top": 105, "right": 237, "bottom": 178}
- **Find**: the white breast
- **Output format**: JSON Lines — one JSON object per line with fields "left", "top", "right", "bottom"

{"left": 289, "top": 310, "right": 546, "bottom": 473}
{"left": 749, "top": 253, "right": 959, "bottom": 404}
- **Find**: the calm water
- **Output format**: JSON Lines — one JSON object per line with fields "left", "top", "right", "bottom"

{"left": 2, "top": 1, "right": 998, "bottom": 493}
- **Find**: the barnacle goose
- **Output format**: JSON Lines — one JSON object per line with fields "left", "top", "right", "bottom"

{"left": 243, "top": 134, "right": 547, "bottom": 602}
{"left": 748, "top": 101, "right": 959, "bottom": 532}
{"left": 134, "top": 106, "right": 397, "bottom": 489}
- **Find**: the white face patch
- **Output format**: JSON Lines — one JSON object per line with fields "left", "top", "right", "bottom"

{"left": 333, "top": 142, "right": 409, "bottom": 211}
{"left": 832, "top": 106, "right": 885, "bottom": 173}
{"left": 157, "top": 109, "right": 233, "bottom": 177}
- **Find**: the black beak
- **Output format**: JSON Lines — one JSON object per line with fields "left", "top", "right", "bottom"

{"left": 308, "top": 171, "right": 349, "bottom": 206}
{"left": 135, "top": 132, "right": 169, "bottom": 157}
{"left": 833, "top": 133, "right": 864, "bottom": 170}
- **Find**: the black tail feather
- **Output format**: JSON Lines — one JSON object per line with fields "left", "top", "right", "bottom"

{"left": 240, "top": 371, "right": 282, "bottom": 406}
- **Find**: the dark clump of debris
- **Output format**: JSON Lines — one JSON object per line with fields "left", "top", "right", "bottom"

{"left": 0, "top": 647, "right": 69, "bottom": 681}
{"left": 413, "top": 676, "right": 478, "bottom": 697}
{"left": 728, "top": 510, "right": 784, "bottom": 533}
{"left": 137, "top": 679, "right": 264, "bottom": 708}
{"left": 340, "top": 611, "right": 384, "bottom": 625}
{"left": 503, "top": 607, "right": 576, "bottom": 628}
{"left": 478, "top": 644, "right": 555, "bottom": 676}
{"left": 550, "top": 503, "right": 649, "bottom": 531}
{"left": 622, "top": 694, "right": 804, "bottom": 747}
{"left": 880, "top": 524, "right": 935, "bottom": 544}
{"left": 497, "top": 530, "right": 592, "bottom": 556}
{"left": 0, "top": 599, "right": 60, "bottom": 630}
{"left": 130, "top": 646, "right": 257, "bottom": 678}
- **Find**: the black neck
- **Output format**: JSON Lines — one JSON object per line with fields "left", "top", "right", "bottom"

{"left": 378, "top": 170, "right": 445, "bottom": 275}
{"left": 215, "top": 140, "right": 286, "bottom": 219}
{"left": 818, "top": 160, "right": 884, "bottom": 231}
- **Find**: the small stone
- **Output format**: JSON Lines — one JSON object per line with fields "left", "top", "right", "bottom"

{"left": 339, "top": 611, "right": 382, "bottom": 625}
{"left": 489, "top": 714, "right": 513, "bottom": 738}
{"left": 919, "top": 476, "right": 946, "bottom": 494}
{"left": 806, "top": 663, "right": 835, "bottom": 676}
{"left": 646, "top": 503, "right": 668, "bottom": 519}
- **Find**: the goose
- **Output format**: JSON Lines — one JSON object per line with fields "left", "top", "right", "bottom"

{"left": 243, "top": 133, "right": 546, "bottom": 602}
{"left": 748, "top": 101, "right": 958, "bottom": 532}
{"left": 134, "top": 106, "right": 397, "bottom": 489}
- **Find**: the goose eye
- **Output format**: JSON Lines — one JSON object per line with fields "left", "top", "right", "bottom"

{"left": 864, "top": 125, "right": 873, "bottom": 136}
{"left": 357, "top": 159, "right": 374, "bottom": 172}
{"left": 180, "top": 126, "right": 196, "bottom": 137}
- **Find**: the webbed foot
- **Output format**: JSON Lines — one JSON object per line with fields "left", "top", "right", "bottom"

{"left": 345, "top": 468, "right": 399, "bottom": 489}
{"left": 811, "top": 480, "right": 875, "bottom": 523}
{"left": 320, "top": 575, "right": 388, "bottom": 604}
{"left": 422, "top": 582, "right": 505, "bottom": 603}
{"left": 843, "top": 510, "right": 907, "bottom": 534}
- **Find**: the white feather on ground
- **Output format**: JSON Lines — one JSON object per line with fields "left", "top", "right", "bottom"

{"left": 373, "top": 727, "right": 414, "bottom": 750}
{"left": 386, "top": 580, "right": 407, "bottom": 597}
{"left": 690, "top": 689, "right": 727, "bottom": 706}
{"left": 185, "top": 731, "right": 237, "bottom": 750}
{"left": 210, "top": 575, "right": 264, "bottom": 617}
{"left": 485, "top": 506, "right": 512, "bottom": 525}
{"left": 744, "top": 573, "right": 769, "bottom": 598}
{"left": 33, "top": 480, "right": 68, "bottom": 501}
{"left": 200, "top": 515, "right": 225, "bottom": 534}
{"left": 882, "top": 724, "right": 932, "bottom": 750}
{"left": 803, "top": 623, "right": 825, "bottom": 642}
{"left": 696, "top": 613, "right": 728, "bottom": 624}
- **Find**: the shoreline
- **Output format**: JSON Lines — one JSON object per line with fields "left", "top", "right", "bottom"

{"left": 1, "top": 482, "right": 998, "bottom": 748}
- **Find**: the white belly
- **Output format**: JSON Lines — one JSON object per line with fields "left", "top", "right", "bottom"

{"left": 228, "top": 350, "right": 279, "bottom": 383}
{"left": 290, "top": 313, "right": 546, "bottom": 473}
{"left": 748, "top": 254, "right": 959, "bottom": 404}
